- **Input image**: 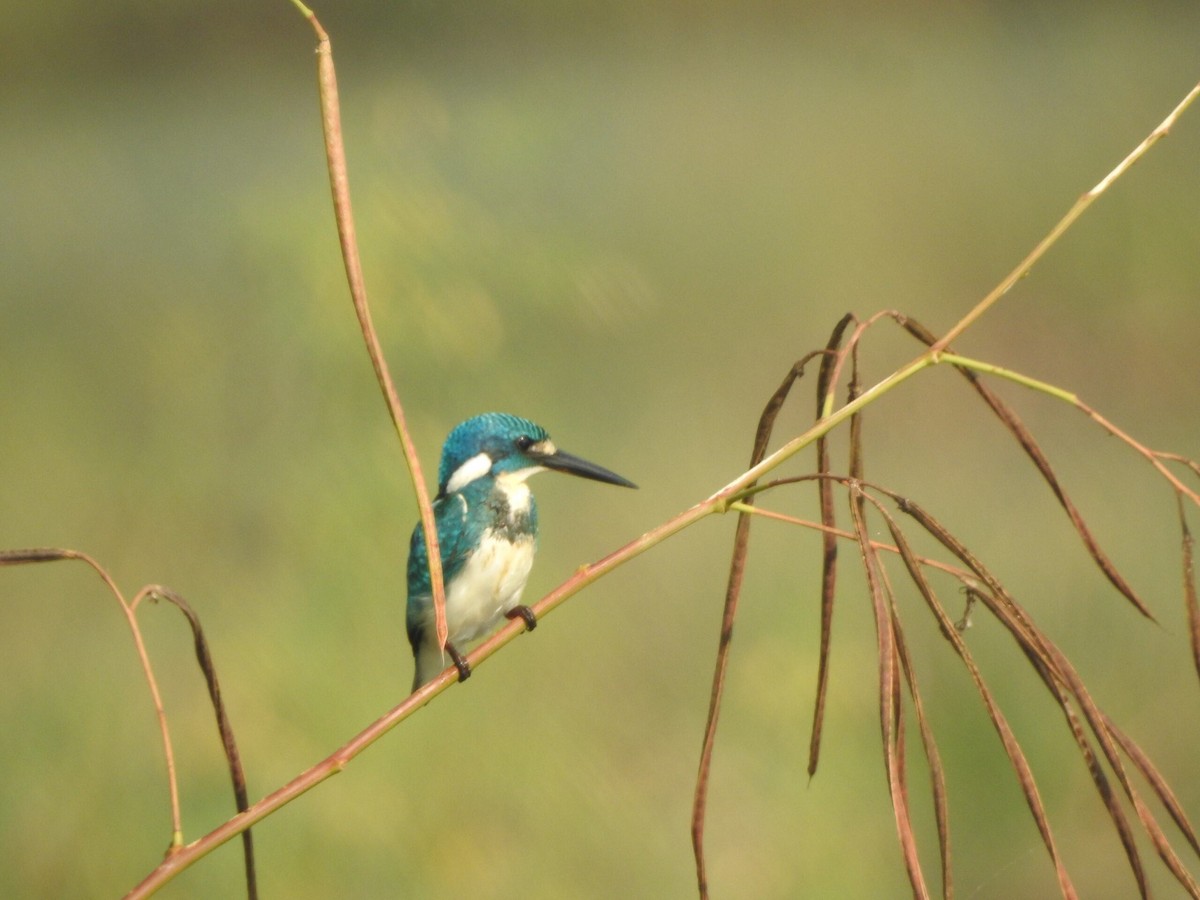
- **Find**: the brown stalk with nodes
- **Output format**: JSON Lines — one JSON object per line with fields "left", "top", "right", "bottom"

{"left": 689, "top": 307, "right": 1200, "bottom": 898}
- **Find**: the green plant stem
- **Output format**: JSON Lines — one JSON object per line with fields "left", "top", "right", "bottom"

{"left": 933, "top": 80, "right": 1200, "bottom": 350}
{"left": 934, "top": 353, "right": 1079, "bottom": 403}
{"left": 936, "top": 353, "right": 1200, "bottom": 505}
{"left": 720, "top": 354, "right": 936, "bottom": 502}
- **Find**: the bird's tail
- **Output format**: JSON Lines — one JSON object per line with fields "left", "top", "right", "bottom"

{"left": 411, "top": 640, "right": 449, "bottom": 693}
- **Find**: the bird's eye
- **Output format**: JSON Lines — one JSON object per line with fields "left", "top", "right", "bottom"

{"left": 515, "top": 435, "right": 534, "bottom": 452}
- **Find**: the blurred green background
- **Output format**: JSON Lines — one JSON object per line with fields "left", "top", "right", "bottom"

{"left": 2, "top": 1, "right": 1199, "bottom": 897}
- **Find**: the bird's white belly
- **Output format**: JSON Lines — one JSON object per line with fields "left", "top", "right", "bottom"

{"left": 445, "top": 531, "right": 536, "bottom": 643}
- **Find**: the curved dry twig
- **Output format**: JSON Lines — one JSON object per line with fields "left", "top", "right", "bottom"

{"left": 0, "top": 549, "right": 184, "bottom": 848}
{"left": 289, "top": 0, "right": 448, "bottom": 651}
{"left": 0, "top": 550, "right": 259, "bottom": 898}
{"left": 810, "top": 315, "right": 856, "bottom": 776}
{"left": 1180, "top": 499, "right": 1200, "bottom": 686}
{"left": 744, "top": 469, "right": 1200, "bottom": 897}
{"left": 899, "top": 316, "right": 1154, "bottom": 619}
{"left": 134, "top": 587, "right": 257, "bottom": 900}
{"left": 891, "top": 609, "right": 952, "bottom": 899}
{"left": 894, "top": 494, "right": 1200, "bottom": 897}
{"left": 869, "top": 504, "right": 1080, "bottom": 898}
{"left": 850, "top": 486, "right": 931, "bottom": 899}
{"left": 691, "top": 345, "right": 834, "bottom": 898}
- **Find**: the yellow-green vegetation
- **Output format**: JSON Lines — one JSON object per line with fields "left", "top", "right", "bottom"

{"left": 1, "top": 2, "right": 1199, "bottom": 897}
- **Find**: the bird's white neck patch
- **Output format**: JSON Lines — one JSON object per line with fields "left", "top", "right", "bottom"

{"left": 445, "top": 452, "right": 492, "bottom": 494}
{"left": 498, "top": 465, "right": 546, "bottom": 486}
{"left": 496, "top": 467, "right": 545, "bottom": 514}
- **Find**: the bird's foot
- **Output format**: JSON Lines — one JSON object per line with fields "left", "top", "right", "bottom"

{"left": 506, "top": 605, "right": 538, "bottom": 632}
{"left": 446, "top": 642, "right": 471, "bottom": 682}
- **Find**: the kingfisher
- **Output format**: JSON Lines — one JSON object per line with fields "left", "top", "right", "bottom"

{"left": 406, "top": 412, "right": 636, "bottom": 691}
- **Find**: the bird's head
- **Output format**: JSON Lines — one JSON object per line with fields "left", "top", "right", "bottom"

{"left": 437, "top": 412, "right": 637, "bottom": 496}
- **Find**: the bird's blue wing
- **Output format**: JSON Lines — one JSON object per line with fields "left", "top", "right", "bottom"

{"left": 405, "top": 490, "right": 483, "bottom": 649}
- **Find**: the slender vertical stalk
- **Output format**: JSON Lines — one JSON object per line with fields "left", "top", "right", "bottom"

{"left": 289, "top": 0, "right": 448, "bottom": 648}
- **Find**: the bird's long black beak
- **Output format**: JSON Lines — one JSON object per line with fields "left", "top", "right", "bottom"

{"left": 536, "top": 446, "right": 637, "bottom": 489}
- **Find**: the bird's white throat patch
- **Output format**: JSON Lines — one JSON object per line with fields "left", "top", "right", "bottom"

{"left": 496, "top": 467, "right": 544, "bottom": 515}
{"left": 445, "top": 452, "right": 492, "bottom": 494}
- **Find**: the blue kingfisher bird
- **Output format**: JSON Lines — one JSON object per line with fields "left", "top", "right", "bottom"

{"left": 407, "top": 412, "right": 636, "bottom": 691}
